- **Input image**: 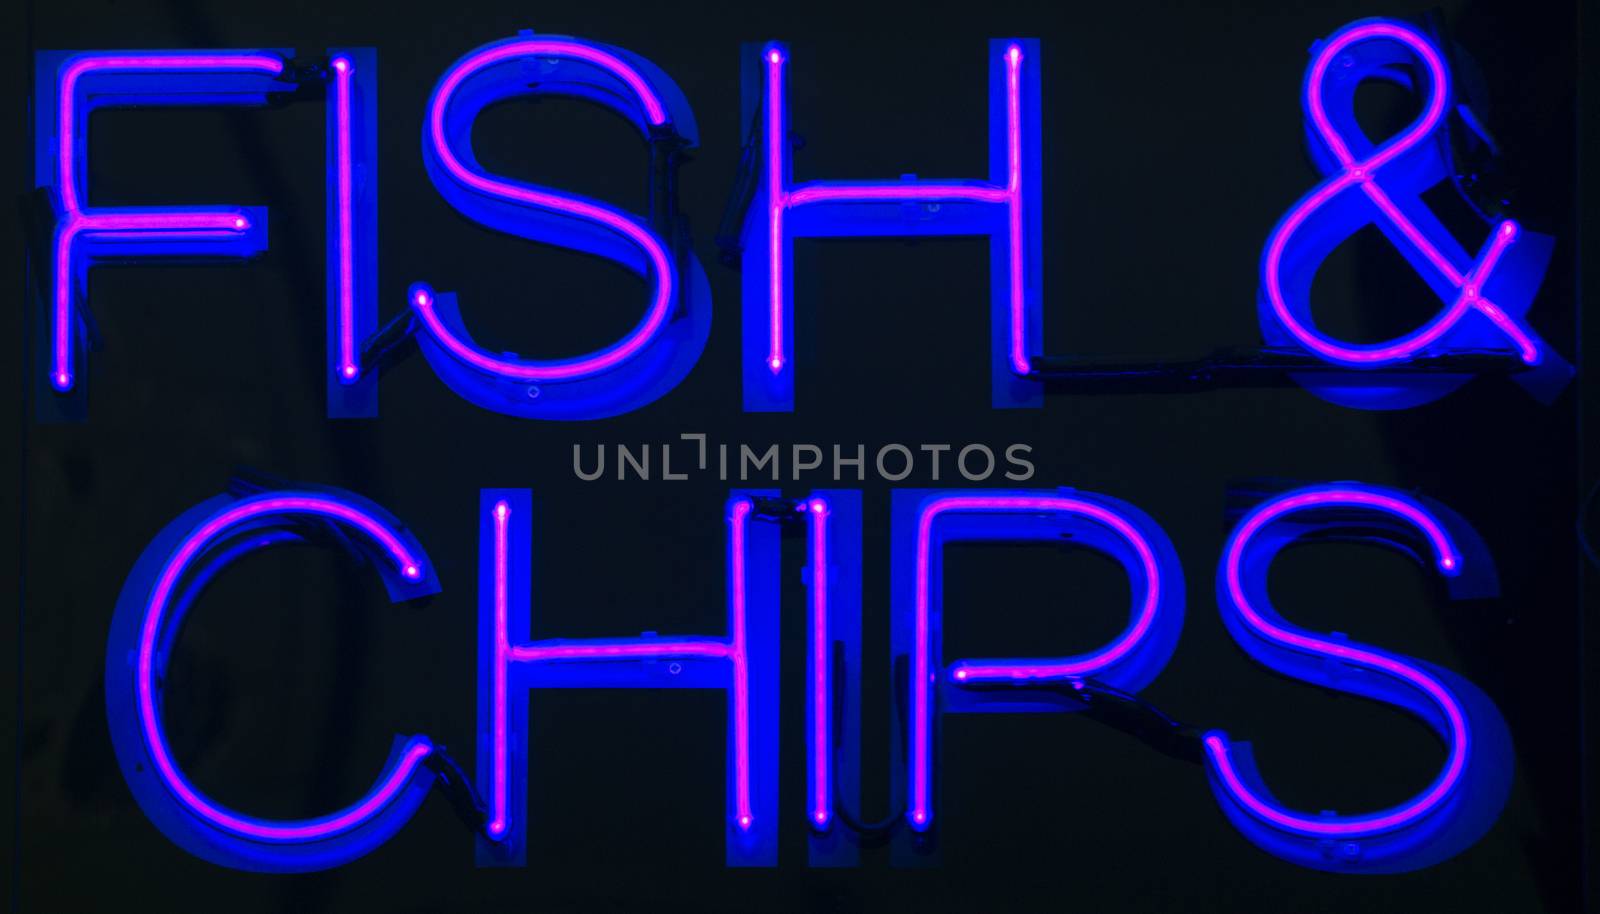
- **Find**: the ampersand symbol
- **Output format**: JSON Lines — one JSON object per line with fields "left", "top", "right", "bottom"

{"left": 1260, "top": 19, "right": 1551, "bottom": 377}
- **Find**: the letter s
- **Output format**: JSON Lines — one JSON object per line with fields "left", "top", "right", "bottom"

{"left": 411, "top": 34, "right": 711, "bottom": 419}
{"left": 1004, "top": 443, "right": 1034, "bottom": 480}
{"left": 1202, "top": 483, "right": 1512, "bottom": 873}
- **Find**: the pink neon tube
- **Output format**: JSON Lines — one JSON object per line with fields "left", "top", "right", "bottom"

{"left": 51, "top": 54, "right": 282, "bottom": 392}
{"left": 488, "top": 500, "right": 512, "bottom": 838}
{"left": 1005, "top": 45, "right": 1027, "bottom": 376}
{"left": 807, "top": 497, "right": 831, "bottom": 827}
{"left": 762, "top": 43, "right": 1029, "bottom": 377}
{"left": 764, "top": 48, "right": 786, "bottom": 374}
{"left": 418, "top": 39, "right": 676, "bottom": 382}
{"left": 730, "top": 498, "right": 753, "bottom": 830}
{"left": 911, "top": 494, "right": 1165, "bottom": 830}
{"left": 487, "top": 498, "right": 755, "bottom": 839}
{"left": 1263, "top": 22, "right": 1540, "bottom": 366}
{"left": 1206, "top": 487, "right": 1469, "bottom": 836}
{"left": 332, "top": 57, "right": 360, "bottom": 383}
{"left": 136, "top": 494, "right": 429, "bottom": 841}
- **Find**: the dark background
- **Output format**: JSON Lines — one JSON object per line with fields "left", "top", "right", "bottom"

{"left": 6, "top": 0, "right": 1594, "bottom": 911}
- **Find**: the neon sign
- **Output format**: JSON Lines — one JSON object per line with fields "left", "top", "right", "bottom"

{"left": 33, "top": 48, "right": 380, "bottom": 420}
{"left": 412, "top": 33, "right": 711, "bottom": 419}
{"left": 475, "top": 489, "right": 780, "bottom": 865}
{"left": 1257, "top": 18, "right": 1570, "bottom": 408}
{"left": 104, "top": 486, "right": 440, "bottom": 871}
{"left": 107, "top": 481, "right": 1507, "bottom": 873}
{"left": 34, "top": 21, "right": 1568, "bottom": 418}
{"left": 28, "top": 12, "right": 1556, "bottom": 882}
{"left": 739, "top": 40, "right": 1043, "bottom": 411}
{"left": 1203, "top": 483, "right": 1512, "bottom": 872}
{"left": 801, "top": 491, "right": 864, "bottom": 866}
{"left": 326, "top": 51, "right": 380, "bottom": 417}
{"left": 895, "top": 490, "right": 1185, "bottom": 837}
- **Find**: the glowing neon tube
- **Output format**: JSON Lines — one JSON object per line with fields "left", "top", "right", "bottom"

{"left": 417, "top": 39, "right": 676, "bottom": 382}
{"left": 730, "top": 497, "right": 754, "bottom": 831}
{"left": 909, "top": 494, "right": 1166, "bottom": 831}
{"left": 331, "top": 56, "right": 360, "bottom": 383}
{"left": 485, "top": 496, "right": 756, "bottom": 841}
{"left": 50, "top": 53, "right": 283, "bottom": 392}
{"left": 1205, "top": 486, "right": 1470, "bottom": 837}
{"left": 806, "top": 496, "right": 831, "bottom": 828}
{"left": 488, "top": 499, "right": 512, "bottom": 839}
{"left": 761, "top": 42, "right": 1030, "bottom": 379}
{"left": 1262, "top": 21, "right": 1541, "bottom": 366}
{"left": 135, "top": 494, "right": 429, "bottom": 841}
{"left": 763, "top": 48, "right": 785, "bottom": 375}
